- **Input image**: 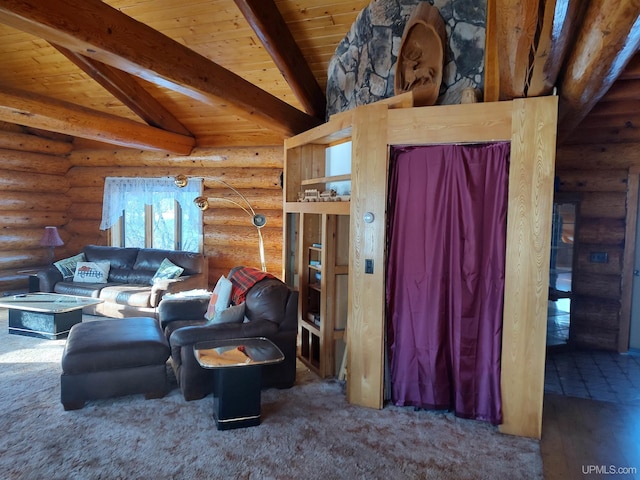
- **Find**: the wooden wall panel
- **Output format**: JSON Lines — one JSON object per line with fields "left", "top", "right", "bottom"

{"left": 347, "top": 102, "right": 389, "bottom": 410}
{"left": 0, "top": 148, "right": 71, "bottom": 175}
{"left": 0, "top": 130, "right": 73, "bottom": 156}
{"left": 0, "top": 169, "right": 69, "bottom": 193}
{"left": 70, "top": 203, "right": 103, "bottom": 221}
{"left": 575, "top": 246, "right": 624, "bottom": 275}
{"left": 557, "top": 143, "right": 640, "bottom": 170}
{"left": 67, "top": 167, "right": 282, "bottom": 190}
{"left": 556, "top": 169, "right": 628, "bottom": 192}
{"left": 0, "top": 130, "right": 70, "bottom": 293}
{"left": 500, "top": 97, "right": 557, "bottom": 439}
{"left": 68, "top": 146, "right": 284, "bottom": 168}
{"left": 579, "top": 192, "right": 626, "bottom": 219}
{"left": 204, "top": 207, "right": 283, "bottom": 227}
{"left": 0, "top": 211, "right": 67, "bottom": 227}
{"left": 0, "top": 249, "right": 51, "bottom": 270}
{"left": 207, "top": 245, "right": 282, "bottom": 283}
{"left": 0, "top": 191, "right": 71, "bottom": 211}
{"left": 555, "top": 142, "right": 640, "bottom": 351}
{"left": 571, "top": 296, "right": 620, "bottom": 350}
{"left": 577, "top": 219, "right": 625, "bottom": 245}
{"left": 572, "top": 272, "right": 621, "bottom": 299}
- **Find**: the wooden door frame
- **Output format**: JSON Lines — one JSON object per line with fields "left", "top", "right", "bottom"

{"left": 620, "top": 167, "right": 640, "bottom": 352}
{"left": 348, "top": 96, "right": 558, "bottom": 439}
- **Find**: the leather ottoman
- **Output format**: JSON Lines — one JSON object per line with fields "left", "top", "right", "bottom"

{"left": 60, "top": 317, "right": 170, "bottom": 410}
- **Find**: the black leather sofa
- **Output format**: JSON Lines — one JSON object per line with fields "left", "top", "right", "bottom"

{"left": 36, "top": 245, "right": 208, "bottom": 319}
{"left": 158, "top": 272, "right": 298, "bottom": 401}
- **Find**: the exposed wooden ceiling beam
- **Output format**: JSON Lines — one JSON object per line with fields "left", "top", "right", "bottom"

{"left": 493, "top": 0, "right": 586, "bottom": 100}
{"left": 0, "top": 0, "right": 321, "bottom": 137}
{"left": 558, "top": 0, "right": 640, "bottom": 140}
{"left": 0, "top": 85, "right": 195, "bottom": 154}
{"left": 53, "top": 44, "right": 193, "bottom": 137}
{"left": 483, "top": 0, "right": 500, "bottom": 102}
{"left": 233, "top": 0, "right": 326, "bottom": 120}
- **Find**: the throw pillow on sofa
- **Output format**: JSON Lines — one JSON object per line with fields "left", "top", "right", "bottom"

{"left": 207, "top": 302, "right": 246, "bottom": 325}
{"left": 73, "top": 261, "right": 110, "bottom": 283}
{"left": 204, "top": 275, "right": 232, "bottom": 321}
{"left": 151, "top": 258, "right": 184, "bottom": 285}
{"left": 54, "top": 253, "right": 86, "bottom": 280}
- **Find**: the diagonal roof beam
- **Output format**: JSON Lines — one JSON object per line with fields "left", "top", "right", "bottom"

{"left": 53, "top": 44, "right": 193, "bottom": 137}
{"left": 0, "top": 85, "right": 195, "bottom": 154}
{"left": 233, "top": 0, "right": 326, "bottom": 120}
{"left": 490, "top": 0, "right": 586, "bottom": 100}
{"left": 558, "top": 0, "right": 640, "bottom": 140}
{"left": 0, "top": 0, "right": 321, "bottom": 136}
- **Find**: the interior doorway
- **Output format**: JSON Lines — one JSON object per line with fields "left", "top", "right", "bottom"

{"left": 629, "top": 180, "right": 640, "bottom": 351}
{"left": 547, "top": 198, "right": 577, "bottom": 348}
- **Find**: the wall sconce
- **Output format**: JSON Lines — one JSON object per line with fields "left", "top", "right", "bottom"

{"left": 174, "top": 174, "right": 267, "bottom": 272}
{"left": 40, "top": 226, "right": 64, "bottom": 264}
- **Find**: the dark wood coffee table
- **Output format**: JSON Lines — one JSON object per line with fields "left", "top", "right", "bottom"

{"left": 0, "top": 293, "right": 103, "bottom": 339}
{"left": 194, "top": 337, "right": 284, "bottom": 430}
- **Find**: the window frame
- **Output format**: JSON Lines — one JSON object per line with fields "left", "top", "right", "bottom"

{"left": 103, "top": 176, "right": 203, "bottom": 252}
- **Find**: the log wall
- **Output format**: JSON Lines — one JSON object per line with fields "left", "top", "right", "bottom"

{"left": 0, "top": 135, "right": 285, "bottom": 293}
{"left": 0, "top": 133, "right": 73, "bottom": 293}
{"left": 556, "top": 143, "right": 640, "bottom": 350}
{"left": 66, "top": 146, "right": 285, "bottom": 285}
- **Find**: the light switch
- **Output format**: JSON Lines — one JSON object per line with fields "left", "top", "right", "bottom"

{"left": 589, "top": 252, "right": 608, "bottom": 263}
{"left": 365, "top": 259, "right": 374, "bottom": 274}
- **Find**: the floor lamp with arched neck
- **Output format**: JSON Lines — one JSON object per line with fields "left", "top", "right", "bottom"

{"left": 174, "top": 174, "right": 267, "bottom": 272}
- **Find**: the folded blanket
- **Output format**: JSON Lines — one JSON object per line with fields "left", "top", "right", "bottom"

{"left": 228, "top": 267, "right": 275, "bottom": 305}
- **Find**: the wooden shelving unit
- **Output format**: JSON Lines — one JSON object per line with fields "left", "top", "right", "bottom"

{"left": 281, "top": 95, "right": 556, "bottom": 439}
{"left": 283, "top": 118, "right": 351, "bottom": 378}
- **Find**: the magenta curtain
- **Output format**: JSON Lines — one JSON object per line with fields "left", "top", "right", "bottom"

{"left": 385, "top": 143, "right": 510, "bottom": 424}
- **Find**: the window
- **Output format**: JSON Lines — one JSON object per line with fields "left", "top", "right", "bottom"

{"left": 100, "top": 177, "right": 203, "bottom": 252}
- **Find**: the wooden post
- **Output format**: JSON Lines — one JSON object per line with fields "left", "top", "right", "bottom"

{"left": 347, "top": 102, "right": 389, "bottom": 409}
{"left": 500, "top": 97, "right": 558, "bottom": 438}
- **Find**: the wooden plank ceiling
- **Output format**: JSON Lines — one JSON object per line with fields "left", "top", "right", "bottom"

{"left": 0, "top": 0, "right": 639, "bottom": 154}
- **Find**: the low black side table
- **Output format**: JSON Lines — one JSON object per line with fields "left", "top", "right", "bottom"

{"left": 194, "top": 337, "right": 284, "bottom": 430}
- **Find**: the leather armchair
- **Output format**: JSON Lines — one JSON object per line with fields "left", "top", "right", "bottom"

{"left": 158, "top": 275, "right": 298, "bottom": 401}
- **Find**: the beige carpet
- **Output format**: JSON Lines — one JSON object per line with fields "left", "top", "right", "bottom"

{"left": 0, "top": 309, "right": 543, "bottom": 479}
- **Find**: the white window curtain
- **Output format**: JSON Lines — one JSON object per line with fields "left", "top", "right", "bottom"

{"left": 100, "top": 177, "right": 202, "bottom": 230}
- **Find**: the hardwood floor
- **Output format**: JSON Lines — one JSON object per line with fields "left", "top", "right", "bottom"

{"left": 543, "top": 300, "right": 640, "bottom": 478}
{"left": 541, "top": 393, "right": 640, "bottom": 479}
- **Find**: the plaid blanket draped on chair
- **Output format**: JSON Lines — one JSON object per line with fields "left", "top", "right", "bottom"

{"left": 228, "top": 266, "right": 276, "bottom": 305}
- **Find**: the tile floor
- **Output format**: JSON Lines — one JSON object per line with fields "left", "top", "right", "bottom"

{"left": 545, "top": 345, "right": 640, "bottom": 406}
{"left": 545, "top": 296, "right": 640, "bottom": 406}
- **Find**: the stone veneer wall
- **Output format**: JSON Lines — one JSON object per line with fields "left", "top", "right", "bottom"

{"left": 326, "top": 0, "right": 486, "bottom": 118}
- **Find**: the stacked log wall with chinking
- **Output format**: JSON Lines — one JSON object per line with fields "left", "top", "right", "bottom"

{"left": 556, "top": 142, "right": 640, "bottom": 351}
{"left": 0, "top": 123, "right": 73, "bottom": 293}
{"left": 0, "top": 118, "right": 285, "bottom": 294}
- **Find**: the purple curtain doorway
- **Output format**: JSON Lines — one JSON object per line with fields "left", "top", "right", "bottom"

{"left": 385, "top": 142, "right": 510, "bottom": 424}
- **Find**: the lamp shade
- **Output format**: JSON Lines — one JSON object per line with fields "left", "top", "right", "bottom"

{"left": 40, "top": 226, "right": 64, "bottom": 247}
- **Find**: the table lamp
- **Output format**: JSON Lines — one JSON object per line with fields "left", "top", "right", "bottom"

{"left": 40, "top": 226, "right": 64, "bottom": 264}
